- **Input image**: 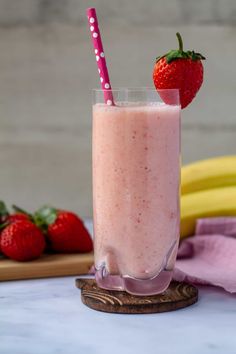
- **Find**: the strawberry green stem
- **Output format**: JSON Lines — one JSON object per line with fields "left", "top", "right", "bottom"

{"left": 176, "top": 32, "right": 183, "bottom": 52}
{"left": 156, "top": 32, "right": 205, "bottom": 64}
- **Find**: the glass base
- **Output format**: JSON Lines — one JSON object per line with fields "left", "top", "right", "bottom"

{"left": 95, "top": 266, "right": 173, "bottom": 296}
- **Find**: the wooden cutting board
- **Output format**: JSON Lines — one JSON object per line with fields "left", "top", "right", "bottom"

{"left": 0, "top": 252, "right": 94, "bottom": 281}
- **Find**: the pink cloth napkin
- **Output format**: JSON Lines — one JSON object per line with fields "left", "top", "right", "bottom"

{"left": 174, "top": 217, "right": 236, "bottom": 293}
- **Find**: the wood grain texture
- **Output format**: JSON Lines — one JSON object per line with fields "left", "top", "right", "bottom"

{"left": 76, "top": 278, "right": 198, "bottom": 314}
{"left": 0, "top": 253, "right": 94, "bottom": 281}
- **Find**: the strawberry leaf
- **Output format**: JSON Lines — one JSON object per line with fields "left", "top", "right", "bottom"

{"left": 186, "top": 50, "right": 206, "bottom": 61}
{"left": 156, "top": 33, "right": 205, "bottom": 64}
{"left": 34, "top": 206, "right": 57, "bottom": 229}
{"left": 0, "top": 201, "right": 9, "bottom": 223}
{"left": 166, "top": 50, "right": 189, "bottom": 63}
{"left": 12, "top": 204, "right": 32, "bottom": 217}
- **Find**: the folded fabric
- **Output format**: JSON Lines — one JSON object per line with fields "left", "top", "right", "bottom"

{"left": 196, "top": 217, "right": 236, "bottom": 237}
{"left": 174, "top": 217, "right": 236, "bottom": 293}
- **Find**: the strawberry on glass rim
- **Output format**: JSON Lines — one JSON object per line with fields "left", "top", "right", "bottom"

{"left": 153, "top": 32, "right": 205, "bottom": 109}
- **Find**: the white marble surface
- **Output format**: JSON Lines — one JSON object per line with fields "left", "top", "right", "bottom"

{"left": 0, "top": 277, "right": 236, "bottom": 354}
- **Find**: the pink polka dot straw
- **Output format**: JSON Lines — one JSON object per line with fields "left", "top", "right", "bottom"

{"left": 86, "top": 8, "right": 114, "bottom": 106}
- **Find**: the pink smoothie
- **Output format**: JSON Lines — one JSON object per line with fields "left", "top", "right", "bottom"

{"left": 93, "top": 102, "right": 180, "bottom": 281}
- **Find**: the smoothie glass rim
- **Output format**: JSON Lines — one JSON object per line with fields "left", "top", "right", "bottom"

{"left": 92, "top": 87, "right": 179, "bottom": 93}
{"left": 92, "top": 87, "right": 180, "bottom": 106}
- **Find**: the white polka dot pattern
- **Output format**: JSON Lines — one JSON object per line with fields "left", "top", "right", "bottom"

{"left": 87, "top": 8, "right": 114, "bottom": 106}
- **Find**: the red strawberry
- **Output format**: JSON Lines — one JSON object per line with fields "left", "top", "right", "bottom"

{"left": 7, "top": 213, "right": 30, "bottom": 224}
{"left": 0, "top": 202, "right": 31, "bottom": 227}
{"left": 0, "top": 233, "right": 2, "bottom": 254}
{"left": 0, "top": 201, "right": 10, "bottom": 253}
{"left": 0, "top": 213, "right": 30, "bottom": 254}
{"left": 153, "top": 33, "right": 205, "bottom": 109}
{"left": 34, "top": 206, "right": 93, "bottom": 253}
{"left": 0, "top": 220, "right": 45, "bottom": 261}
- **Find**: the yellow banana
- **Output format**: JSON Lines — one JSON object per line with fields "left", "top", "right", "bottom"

{"left": 181, "top": 155, "right": 236, "bottom": 195}
{"left": 181, "top": 186, "right": 236, "bottom": 239}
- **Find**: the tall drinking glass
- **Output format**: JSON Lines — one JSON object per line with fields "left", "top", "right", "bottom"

{"left": 93, "top": 88, "right": 181, "bottom": 295}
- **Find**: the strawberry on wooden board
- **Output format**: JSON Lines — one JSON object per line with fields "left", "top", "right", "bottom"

{"left": 0, "top": 220, "right": 45, "bottom": 261}
{"left": 0, "top": 213, "right": 30, "bottom": 254}
{"left": 7, "top": 213, "right": 30, "bottom": 224}
{"left": 34, "top": 206, "right": 93, "bottom": 253}
{"left": 0, "top": 203, "right": 32, "bottom": 254}
{"left": 0, "top": 201, "right": 30, "bottom": 227}
{"left": 153, "top": 33, "right": 205, "bottom": 109}
{"left": 0, "top": 201, "right": 8, "bottom": 253}
{"left": 0, "top": 202, "right": 29, "bottom": 253}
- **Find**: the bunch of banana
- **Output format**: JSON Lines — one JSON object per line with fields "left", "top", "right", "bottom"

{"left": 180, "top": 156, "right": 236, "bottom": 239}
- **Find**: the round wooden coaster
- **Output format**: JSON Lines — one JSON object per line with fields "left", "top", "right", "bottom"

{"left": 75, "top": 278, "right": 198, "bottom": 314}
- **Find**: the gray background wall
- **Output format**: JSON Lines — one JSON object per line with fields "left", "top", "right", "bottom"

{"left": 0, "top": 0, "right": 235, "bottom": 217}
